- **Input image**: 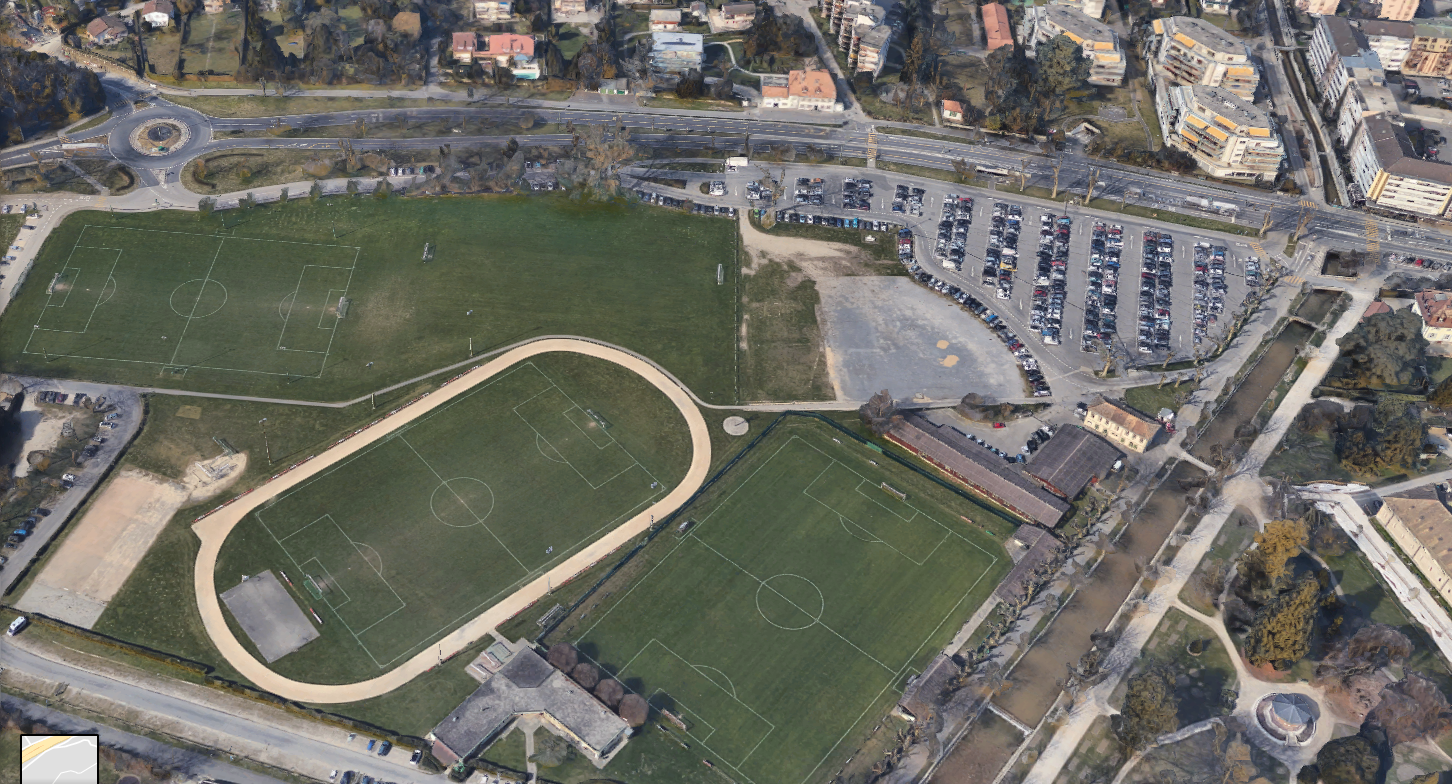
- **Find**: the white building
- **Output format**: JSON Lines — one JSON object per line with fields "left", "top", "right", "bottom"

{"left": 1149, "top": 16, "right": 1259, "bottom": 100}
{"left": 1155, "top": 83, "right": 1285, "bottom": 180}
{"left": 1334, "top": 70, "right": 1399, "bottom": 145}
{"left": 474, "top": 0, "right": 512, "bottom": 21}
{"left": 650, "top": 31, "right": 704, "bottom": 72}
{"left": 141, "top": 0, "right": 173, "bottom": 27}
{"left": 1022, "top": 5, "right": 1125, "bottom": 86}
{"left": 1360, "top": 19, "right": 1414, "bottom": 71}
{"left": 759, "top": 69, "right": 843, "bottom": 111}
{"left": 1349, "top": 115, "right": 1452, "bottom": 216}
{"left": 1415, "top": 291, "right": 1452, "bottom": 342}
{"left": 1308, "top": 16, "right": 1383, "bottom": 108}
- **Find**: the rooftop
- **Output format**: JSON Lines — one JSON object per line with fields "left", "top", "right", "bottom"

{"left": 982, "top": 2, "right": 1012, "bottom": 49}
{"left": 1361, "top": 115, "right": 1452, "bottom": 185}
{"left": 721, "top": 2, "right": 756, "bottom": 14}
{"left": 1185, "top": 84, "right": 1276, "bottom": 132}
{"left": 788, "top": 69, "right": 835, "bottom": 99}
{"left": 1087, "top": 400, "right": 1161, "bottom": 441}
{"left": 1417, "top": 290, "right": 1452, "bottom": 328}
{"left": 995, "top": 524, "right": 1063, "bottom": 601}
{"left": 1159, "top": 15, "right": 1245, "bottom": 55}
{"left": 889, "top": 414, "right": 1070, "bottom": 527}
{"left": 485, "top": 33, "right": 534, "bottom": 56}
{"left": 650, "top": 8, "right": 681, "bottom": 20}
{"left": 652, "top": 31, "right": 704, "bottom": 52}
{"left": 1026, "top": 426, "right": 1122, "bottom": 499}
{"left": 1041, "top": 4, "right": 1117, "bottom": 45}
{"left": 1322, "top": 15, "right": 1371, "bottom": 57}
{"left": 1359, "top": 18, "right": 1414, "bottom": 37}
{"left": 1381, "top": 488, "right": 1452, "bottom": 579}
{"left": 432, "top": 647, "right": 629, "bottom": 761}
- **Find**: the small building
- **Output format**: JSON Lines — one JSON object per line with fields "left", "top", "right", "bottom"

{"left": 484, "top": 33, "right": 539, "bottom": 78}
{"left": 1414, "top": 290, "right": 1452, "bottom": 342}
{"left": 141, "top": 0, "right": 173, "bottom": 27}
{"left": 203, "top": 0, "right": 225, "bottom": 13}
{"left": 717, "top": 1, "right": 757, "bottom": 29}
{"left": 1025, "top": 426, "right": 1121, "bottom": 500}
{"left": 650, "top": 31, "right": 704, "bottom": 72}
{"left": 452, "top": 31, "right": 480, "bottom": 63}
{"left": 429, "top": 646, "right": 631, "bottom": 767}
{"left": 1377, "top": 486, "right": 1452, "bottom": 607}
{"left": 85, "top": 15, "right": 127, "bottom": 44}
{"left": 994, "top": 524, "right": 1064, "bottom": 601}
{"left": 475, "top": 0, "right": 513, "bottom": 21}
{"left": 895, "top": 653, "right": 958, "bottom": 722}
{"left": 650, "top": 8, "right": 681, "bottom": 31}
{"left": 942, "top": 99, "right": 965, "bottom": 125}
{"left": 1083, "top": 399, "right": 1160, "bottom": 453}
{"left": 553, "top": 0, "right": 586, "bottom": 18}
{"left": 391, "top": 10, "right": 421, "bottom": 38}
{"left": 598, "top": 77, "right": 630, "bottom": 94}
{"left": 1361, "top": 300, "right": 1392, "bottom": 320}
{"left": 982, "top": 2, "right": 1013, "bottom": 51}
{"left": 887, "top": 414, "right": 1070, "bottom": 527}
{"left": 759, "top": 69, "right": 841, "bottom": 111}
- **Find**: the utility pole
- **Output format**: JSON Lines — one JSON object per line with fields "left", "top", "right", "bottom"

{"left": 1051, "top": 158, "right": 1061, "bottom": 200}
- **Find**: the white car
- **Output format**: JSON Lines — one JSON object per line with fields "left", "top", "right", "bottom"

{"left": 7, "top": 617, "right": 27, "bottom": 636}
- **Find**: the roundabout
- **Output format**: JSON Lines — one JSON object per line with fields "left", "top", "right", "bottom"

{"left": 108, "top": 102, "right": 212, "bottom": 170}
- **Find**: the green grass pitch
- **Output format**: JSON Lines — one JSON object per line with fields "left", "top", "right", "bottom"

{"left": 212, "top": 354, "right": 691, "bottom": 683}
{"left": 572, "top": 420, "right": 1009, "bottom": 784}
{"left": 0, "top": 197, "right": 739, "bottom": 403}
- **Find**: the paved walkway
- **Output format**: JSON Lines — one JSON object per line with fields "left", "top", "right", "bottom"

{"left": 190, "top": 338, "right": 712, "bottom": 703}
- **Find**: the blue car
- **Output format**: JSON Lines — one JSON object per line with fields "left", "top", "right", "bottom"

{"left": 366, "top": 740, "right": 376, "bottom": 752}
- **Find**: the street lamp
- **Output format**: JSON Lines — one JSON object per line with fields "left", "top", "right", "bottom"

{"left": 258, "top": 418, "right": 272, "bottom": 465}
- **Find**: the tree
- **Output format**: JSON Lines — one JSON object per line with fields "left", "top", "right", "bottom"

{"left": 594, "top": 678, "right": 624, "bottom": 707}
{"left": 546, "top": 642, "right": 578, "bottom": 671}
{"left": 197, "top": 197, "right": 214, "bottom": 218}
{"left": 1365, "top": 674, "right": 1452, "bottom": 746}
{"left": 1336, "top": 398, "right": 1426, "bottom": 474}
{"left": 675, "top": 69, "right": 705, "bottom": 99}
{"left": 1318, "top": 624, "right": 1412, "bottom": 683}
{"left": 571, "top": 662, "right": 599, "bottom": 689}
{"left": 1245, "top": 575, "right": 1321, "bottom": 668}
{"left": 902, "top": 28, "right": 926, "bottom": 85}
{"left": 346, "top": 179, "right": 360, "bottom": 197}
{"left": 1237, "top": 518, "right": 1308, "bottom": 592}
{"left": 1330, "top": 308, "right": 1429, "bottom": 389}
{"left": 618, "top": 693, "right": 648, "bottom": 727}
{"left": 1430, "top": 374, "right": 1452, "bottom": 407}
{"left": 1034, "top": 35, "right": 1089, "bottom": 96}
{"left": 710, "top": 74, "right": 735, "bottom": 101}
{"left": 1314, "top": 735, "right": 1380, "bottom": 784}
{"left": 278, "top": 186, "right": 289, "bottom": 204}
{"left": 952, "top": 158, "right": 978, "bottom": 184}
{"left": 859, "top": 389, "right": 900, "bottom": 435}
{"left": 1114, "top": 667, "right": 1179, "bottom": 751}
{"left": 309, "top": 180, "right": 322, "bottom": 202}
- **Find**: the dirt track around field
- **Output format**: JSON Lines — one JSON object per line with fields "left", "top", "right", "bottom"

{"left": 190, "top": 338, "right": 712, "bottom": 703}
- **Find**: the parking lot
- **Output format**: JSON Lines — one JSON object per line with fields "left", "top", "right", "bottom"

{"left": 764, "top": 172, "right": 1261, "bottom": 379}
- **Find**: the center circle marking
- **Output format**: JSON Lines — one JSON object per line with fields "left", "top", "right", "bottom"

{"left": 755, "top": 574, "right": 824, "bottom": 631}
{"left": 430, "top": 477, "right": 496, "bottom": 528}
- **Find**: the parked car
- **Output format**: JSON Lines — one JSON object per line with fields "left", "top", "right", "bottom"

{"left": 7, "top": 616, "right": 27, "bottom": 636}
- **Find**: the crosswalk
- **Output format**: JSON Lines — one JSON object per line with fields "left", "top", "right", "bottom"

{"left": 1300, "top": 199, "right": 1318, "bottom": 209}
{"left": 1365, "top": 217, "right": 1379, "bottom": 260}
{"left": 866, "top": 129, "right": 878, "bottom": 168}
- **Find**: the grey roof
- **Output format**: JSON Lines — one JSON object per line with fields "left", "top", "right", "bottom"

{"left": 889, "top": 414, "right": 1070, "bottom": 527}
{"left": 1026, "top": 426, "right": 1122, "bottom": 499}
{"left": 1358, "top": 18, "right": 1414, "bottom": 38}
{"left": 1361, "top": 115, "right": 1452, "bottom": 185}
{"left": 1268, "top": 693, "right": 1317, "bottom": 725}
{"left": 1322, "top": 15, "right": 1370, "bottom": 57}
{"left": 1042, "top": 4, "right": 1117, "bottom": 44}
{"left": 994, "top": 524, "right": 1063, "bottom": 601}
{"left": 1188, "top": 84, "right": 1275, "bottom": 130}
{"left": 1164, "top": 15, "right": 1244, "bottom": 55}
{"left": 432, "top": 648, "right": 628, "bottom": 759}
{"left": 858, "top": 23, "right": 891, "bottom": 47}
{"left": 897, "top": 653, "right": 958, "bottom": 719}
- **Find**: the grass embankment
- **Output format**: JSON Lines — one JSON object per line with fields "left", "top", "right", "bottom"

{"left": 66, "top": 110, "right": 112, "bottom": 135}
{"left": 164, "top": 94, "right": 476, "bottom": 119}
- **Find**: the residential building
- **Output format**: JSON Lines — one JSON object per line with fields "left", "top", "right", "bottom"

{"left": 1380, "top": 0, "right": 1417, "bottom": 21}
{"left": 649, "top": 9, "right": 681, "bottom": 30}
{"left": 887, "top": 414, "right": 1070, "bottom": 527}
{"left": 1156, "top": 83, "right": 1285, "bottom": 179}
{"left": 451, "top": 31, "right": 480, "bottom": 63}
{"left": 1377, "top": 487, "right": 1452, "bottom": 607}
{"left": 483, "top": 33, "right": 539, "bottom": 78}
{"left": 141, "top": 0, "right": 173, "bottom": 27}
{"left": 1334, "top": 69, "right": 1399, "bottom": 144}
{"left": 982, "top": 2, "right": 1012, "bottom": 50}
{"left": 429, "top": 646, "right": 630, "bottom": 767}
{"left": 1024, "top": 426, "right": 1122, "bottom": 499}
{"left": 84, "top": 15, "right": 126, "bottom": 44}
{"left": 650, "top": 31, "right": 704, "bottom": 72}
{"left": 718, "top": 1, "right": 756, "bottom": 29}
{"left": 942, "top": 99, "right": 965, "bottom": 125}
{"left": 1415, "top": 290, "right": 1452, "bottom": 341}
{"left": 759, "top": 69, "right": 842, "bottom": 110}
{"left": 1349, "top": 115, "right": 1452, "bottom": 215}
{"left": 1051, "top": 0, "right": 1106, "bottom": 20}
{"left": 1308, "top": 16, "right": 1383, "bottom": 107}
{"left": 1296, "top": 0, "right": 1338, "bottom": 16}
{"left": 1023, "top": 5, "right": 1125, "bottom": 86}
{"left": 474, "top": 0, "right": 512, "bottom": 21}
{"left": 1403, "top": 18, "right": 1452, "bottom": 77}
{"left": 1082, "top": 400, "right": 1160, "bottom": 453}
{"left": 1202, "top": 0, "right": 1232, "bottom": 14}
{"left": 819, "top": 0, "right": 899, "bottom": 75}
{"left": 1149, "top": 16, "right": 1259, "bottom": 100}
{"left": 1360, "top": 19, "right": 1414, "bottom": 71}
{"left": 854, "top": 23, "right": 891, "bottom": 75}
{"left": 552, "top": 0, "right": 586, "bottom": 18}
{"left": 203, "top": 0, "right": 225, "bottom": 12}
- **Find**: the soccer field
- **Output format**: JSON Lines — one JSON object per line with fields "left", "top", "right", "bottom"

{"left": 572, "top": 420, "right": 1009, "bottom": 784}
{"left": 212, "top": 354, "right": 691, "bottom": 682}
{"left": 0, "top": 198, "right": 739, "bottom": 402}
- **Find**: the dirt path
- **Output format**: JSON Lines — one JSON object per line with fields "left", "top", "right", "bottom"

{"left": 190, "top": 338, "right": 712, "bottom": 703}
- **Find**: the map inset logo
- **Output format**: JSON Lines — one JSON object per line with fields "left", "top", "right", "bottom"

{"left": 20, "top": 735, "right": 98, "bottom": 784}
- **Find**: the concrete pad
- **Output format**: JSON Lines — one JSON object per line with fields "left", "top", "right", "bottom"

{"left": 817, "top": 277, "right": 1023, "bottom": 402}
{"left": 14, "top": 581, "right": 108, "bottom": 628}
{"left": 220, "top": 570, "right": 319, "bottom": 663}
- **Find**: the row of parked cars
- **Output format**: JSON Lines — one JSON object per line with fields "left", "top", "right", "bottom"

{"left": 1080, "top": 222, "right": 1123, "bottom": 353}
{"left": 892, "top": 184, "right": 924, "bottom": 217}
{"left": 842, "top": 177, "right": 874, "bottom": 211}
{"left": 1029, "top": 211, "right": 1071, "bottom": 346}
{"left": 773, "top": 210, "right": 893, "bottom": 232}
{"left": 1191, "top": 243, "right": 1230, "bottom": 346}
{"left": 934, "top": 194, "right": 974, "bottom": 271}
{"left": 901, "top": 254, "right": 1052, "bottom": 398}
{"left": 982, "top": 203, "right": 1022, "bottom": 301}
{"left": 1139, "top": 231, "right": 1176, "bottom": 354}
{"left": 794, "top": 177, "right": 825, "bottom": 205}
{"left": 1246, "top": 257, "right": 1263, "bottom": 289}
{"left": 631, "top": 189, "right": 735, "bottom": 218}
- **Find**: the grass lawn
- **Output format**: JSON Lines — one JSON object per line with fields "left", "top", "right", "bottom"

{"left": 164, "top": 94, "right": 473, "bottom": 119}
{"left": 740, "top": 260, "right": 833, "bottom": 403}
{"left": 66, "top": 110, "right": 112, "bottom": 136}
{"left": 1140, "top": 608, "right": 1237, "bottom": 725}
{"left": 0, "top": 213, "right": 23, "bottom": 251}
{"left": 181, "top": 9, "right": 244, "bottom": 75}
{"left": 1178, "top": 508, "right": 1256, "bottom": 614}
{"left": 569, "top": 418, "right": 1009, "bottom": 784}
{"left": 0, "top": 727, "right": 16, "bottom": 784}
{"left": 211, "top": 352, "right": 691, "bottom": 683}
{"left": 1124, "top": 382, "right": 1194, "bottom": 418}
{"left": 0, "top": 197, "right": 741, "bottom": 404}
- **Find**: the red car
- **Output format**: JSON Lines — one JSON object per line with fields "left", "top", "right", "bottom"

{"left": 993, "top": 422, "right": 1005, "bottom": 429}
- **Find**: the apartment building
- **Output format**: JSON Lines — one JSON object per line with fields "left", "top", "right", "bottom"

{"left": 982, "top": 2, "right": 1013, "bottom": 51}
{"left": 1082, "top": 400, "right": 1159, "bottom": 453}
{"left": 1149, "top": 16, "right": 1259, "bottom": 100}
{"left": 1023, "top": 4, "right": 1125, "bottom": 86}
{"left": 1360, "top": 19, "right": 1414, "bottom": 70}
{"left": 474, "top": 0, "right": 512, "bottom": 21}
{"left": 1156, "top": 83, "right": 1286, "bottom": 180}
{"left": 650, "top": 31, "right": 704, "bottom": 71}
{"left": 1308, "top": 16, "right": 1383, "bottom": 107}
{"left": 1378, "top": 488, "right": 1452, "bottom": 607}
{"left": 759, "top": 69, "right": 843, "bottom": 111}
{"left": 1050, "top": 0, "right": 1106, "bottom": 19}
{"left": 1349, "top": 115, "right": 1452, "bottom": 216}
{"left": 1334, "top": 69, "right": 1399, "bottom": 144}
{"left": 552, "top": 0, "right": 586, "bottom": 18}
{"left": 483, "top": 33, "right": 539, "bottom": 78}
{"left": 1415, "top": 290, "right": 1452, "bottom": 341}
{"left": 1380, "top": 0, "right": 1417, "bottom": 22}
{"left": 820, "top": 0, "right": 898, "bottom": 75}
{"left": 1403, "top": 18, "right": 1452, "bottom": 77}
{"left": 717, "top": 2, "right": 756, "bottom": 29}
{"left": 1296, "top": 0, "right": 1338, "bottom": 16}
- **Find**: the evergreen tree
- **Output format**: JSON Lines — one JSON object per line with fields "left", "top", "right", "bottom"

{"left": 1115, "top": 668, "right": 1179, "bottom": 751}
{"left": 1245, "top": 575, "right": 1321, "bottom": 668}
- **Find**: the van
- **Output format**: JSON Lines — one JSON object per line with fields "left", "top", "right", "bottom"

{"left": 7, "top": 617, "right": 27, "bottom": 636}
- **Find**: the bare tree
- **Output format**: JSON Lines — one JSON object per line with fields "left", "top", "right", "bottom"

{"left": 618, "top": 693, "right": 649, "bottom": 726}
{"left": 571, "top": 662, "right": 600, "bottom": 689}
{"left": 594, "top": 678, "right": 625, "bottom": 707}
{"left": 547, "top": 642, "right": 578, "bottom": 671}
{"left": 859, "top": 389, "right": 900, "bottom": 435}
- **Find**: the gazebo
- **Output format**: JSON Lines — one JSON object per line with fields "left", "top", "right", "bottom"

{"left": 1255, "top": 693, "right": 1318, "bottom": 745}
